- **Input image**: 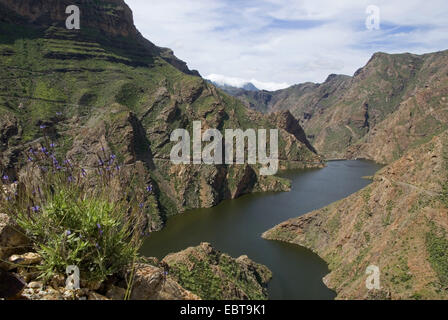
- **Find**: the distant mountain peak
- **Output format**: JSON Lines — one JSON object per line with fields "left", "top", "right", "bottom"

{"left": 241, "top": 82, "right": 259, "bottom": 91}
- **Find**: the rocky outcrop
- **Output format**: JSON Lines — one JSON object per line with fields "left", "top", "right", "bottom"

{"left": 130, "top": 263, "right": 200, "bottom": 300}
{"left": 162, "top": 242, "right": 272, "bottom": 300}
{"left": 272, "top": 110, "right": 317, "bottom": 154}
{"left": 263, "top": 130, "right": 448, "bottom": 299}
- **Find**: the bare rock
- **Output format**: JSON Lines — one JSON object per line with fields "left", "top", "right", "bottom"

{"left": 0, "top": 269, "right": 26, "bottom": 299}
{"left": 88, "top": 291, "right": 109, "bottom": 300}
{"left": 0, "top": 213, "right": 29, "bottom": 270}
{"left": 105, "top": 285, "right": 126, "bottom": 300}
{"left": 9, "top": 252, "right": 42, "bottom": 267}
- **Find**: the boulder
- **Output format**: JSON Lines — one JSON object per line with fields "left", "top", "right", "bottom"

{"left": 9, "top": 252, "right": 42, "bottom": 267}
{"left": 0, "top": 213, "right": 30, "bottom": 270}
{"left": 0, "top": 269, "right": 26, "bottom": 299}
{"left": 105, "top": 285, "right": 126, "bottom": 300}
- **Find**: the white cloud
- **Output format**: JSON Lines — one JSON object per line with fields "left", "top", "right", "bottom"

{"left": 206, "top": 74, "right": 290, "bottom": 91}
{"left": 126, "top": 0, "right": 448, "bottom": 88}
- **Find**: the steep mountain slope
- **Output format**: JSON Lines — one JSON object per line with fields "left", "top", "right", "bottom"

{"left": 263, "top": 130, "right": 448, "bottom": 299}
{"left": 0, "top": 0, "right": 321, "bottom": 231}
{"left": 228, "top": 51, "right": 448, "bottom": 162}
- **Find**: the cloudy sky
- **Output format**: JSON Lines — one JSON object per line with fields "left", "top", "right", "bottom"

{"left": 127, "top": 0, "right": 448, "bottom": 90}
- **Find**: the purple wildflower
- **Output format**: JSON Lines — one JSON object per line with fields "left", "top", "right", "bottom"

{"left": 139, "top": 203, "right": 144, "bottom": 209}
{"left": 40, "top": 147, "right": 47, "bottom": 153}
{"left": 97, "top": 224, "right": 103, "bottom": 236}
{"left": 2, "top": 175, "right": 8, "bottom": 181}
{"left": 39, "top": 125, "right": 46, "bottom": 129}
{"left": 28, "top": 156, "right": 34, "bottom": 162}
{"left": 50, "top": 143, "right": 56, "bottom": 148}
{"left": 56, "top": 112, "right": 62, "bottom": 116}
{"left": 68, "top": 176, "right": 73, "bottom": 183}
{"left": 31, "top": 205, "right": 40, "bottom": 212}
{"left": 81, "top": 169, "right": 87, "bottom": 177}
{"left": 66, "top": 230, "right": 71, "bottom": 236}
{"left": 146, "top": 185, "right": 153, "bottom": 192}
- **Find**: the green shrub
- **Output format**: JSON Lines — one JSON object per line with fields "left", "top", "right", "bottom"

{"left": 1, "top": 143, "right": 150, "bottom": 284}
{"left": 18, "top": 187, "right": 141, "bottom": 282}
{"left": 426, "top": 226, "right": 448, "bottom": 287}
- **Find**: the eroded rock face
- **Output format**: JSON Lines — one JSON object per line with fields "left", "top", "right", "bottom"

{"left": 0, "top": 0, "right": 136, "bottom": 37}
{"left": 163, "top": 242, "right": 272, "bottom": 300}
{"left": 130, "top": 263, "right": 200, "bottom": 300}
{"left": 0, "top": 0, "right": 199, "bottom": 76}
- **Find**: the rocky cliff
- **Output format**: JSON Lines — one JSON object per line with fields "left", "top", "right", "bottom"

{"left": 0, "top": 0, "right": 199, "bottom": 76}
{"left": 263, "top": 130, "right": 448, "bottom": 299}
{"left": 0, "top": 0, "right": 321, "bottom": 231}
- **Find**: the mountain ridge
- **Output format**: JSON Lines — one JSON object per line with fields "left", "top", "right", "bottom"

{"left": 225, "top": 50, "right": 448, "bottom": 163}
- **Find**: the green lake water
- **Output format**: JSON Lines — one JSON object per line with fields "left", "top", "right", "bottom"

{"left": 140, "top": 160, "right": 382, "bottom": 299}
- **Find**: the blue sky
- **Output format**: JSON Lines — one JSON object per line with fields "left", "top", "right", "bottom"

{"left": 127, "top": 0, "right": 448, "bottom": 90}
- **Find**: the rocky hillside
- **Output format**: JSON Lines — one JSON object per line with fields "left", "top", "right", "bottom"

{"left": 0, "top": 0, "right": 321, "bottom": 231}
{"left": 163, "top": 242, "right": 272, "bottom": 300}
{"left": 263, "top": 130, "right": 448, "bottom": 299}
{"left": 228, "top": 51, "right": 448, "bottom": 162}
